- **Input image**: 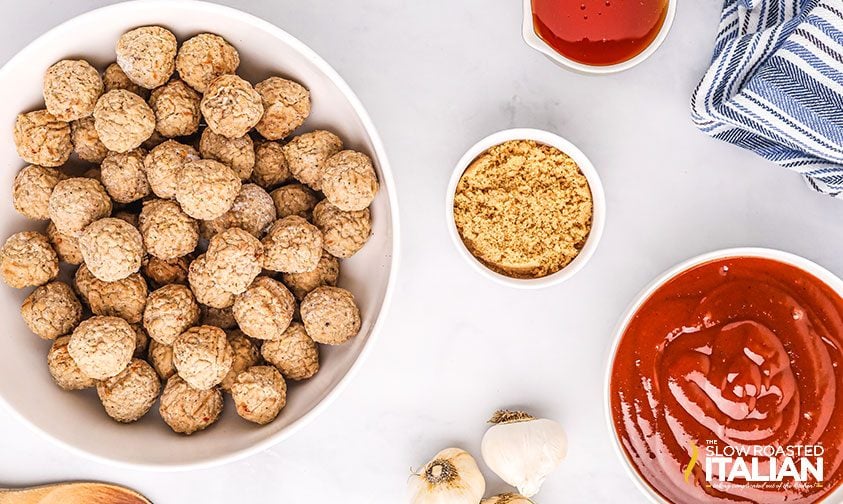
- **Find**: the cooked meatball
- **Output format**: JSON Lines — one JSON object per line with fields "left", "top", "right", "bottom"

{"left": 93, "top": 89, "right": 155, "bottom": 153}
{"left": 200, "top": 184, "right": 276, "bottom": 239}
{"left": 175, "top": 159, "right": 241, "bottom": 220}
{"left": 47, "top": 336, "right": 97, "bottom": 390}
{"left": 100, "top": 148, "right": 150, "bottom": 203}
{"left": 75, "top": 265, "right": 148, "bottom": 323}
{"left": 97, "top": 359, "right": 160, "bottom": 423}
{"left": 143, "top": 284, "right": 200, "bottom": 345}
{"left": 321, "top": 150, "right": 379, "bottom": 212}
{"left": 159, "top": 375, "right": 223, "bottom": 435}
{"left": 300, "top": 286, "right": 361, "bottom": 345}
{"left": 232, "top": 276, "right": 295, "bottom": 341}
{"left": 252, "top": 141, "right": 291, "bottom": 189}
{"left": 0, "top": 231, "right": 59, "bottom": 288}
{"left": 43, "top": 59, "right": 103, "bottom": 121}
{"left": 144, "top": 140, "right": 200, "bottom": 200}
{"left": 102, "top": 62, "right": 148, "bottom": 98}
{"left": 78, "top": 218, "right": 144, "bottom": 282}
{"left": 231, "top": 366, "right": 286, "bottom": 425}
{"left": 47, "top": 221, "right": 83, "bottom": 265}
{"left": 115, "top": 26, "right": 177, "bottom": 89}
{"left": 148, "top": 339, "right": 176, "bottom": 381}
{"left": 283, "top": 130, "right": 342, "bottom": 191}
{"left": 261, "top": 322, "right": 319, "bottom": 381}
{"left": 312, "top": 200, "right": 371, "bottom": 258}
{"left": 70, "top": 116, "right": 108, "bottom": 163}
{"left": 67, "top": 316, "right": 136, "bottom": 380}
{"left": 149, "top": 79, "right": 201, "bottom": 138}
{"left": 199, "top": 128, "right": 254, "bottom": 180}
{"left": 12, "top": 165, "right": 65, "bottom": 220}
{"left": 204, "top": 228, "right": 263, "bottom": 294}
{"left": 261, "top": 215, "right": 323, "bottom": 273}
{"left": 188, "top": 253, "right": 235, "bottom": 309}
{"left": 270, "top": 183, "right": 319, "bottom": 219}
{"left": 282, "top": 250, "right": 340, "bottom": 300}
{"left": 200, "top": 74, "right": 263, "bottom": 139}
{"left": 142, "top": 255, "right": 191, "bottom": 289}
{"left": 172, "top": 325, "right": 234, "bottom": 390}
{"left": 175, "top": 33, "right": 240, "bottom": 93}
{"left": 21, "top": 281, "right": 82, "bottom": 340}
{"left": 200, "top": 304, "right": 237, "bottom": 330}
{"left": 220, "top": 330, "right": 260, "bottom": 391}
{"left": 254, "top": 77, "right": 311, "bottom": 140}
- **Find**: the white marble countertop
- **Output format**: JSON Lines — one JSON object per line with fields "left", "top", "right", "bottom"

{"left": 2, "top": 1, "right": 843, "bottom": 502}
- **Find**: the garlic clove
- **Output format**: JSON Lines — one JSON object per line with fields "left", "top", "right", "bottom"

{"left": 480, "top": 410, "right": 567, "bottom": 498}
{"left": 408, "top": 447, "right": 486, "bottom": 504}
{"left": 481, "top": 493, "right": 535, "bottom": 504}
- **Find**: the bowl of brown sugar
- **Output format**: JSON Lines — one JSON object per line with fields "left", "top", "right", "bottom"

{"left": 446, "top": 128, "right": 605, "bottom": 288}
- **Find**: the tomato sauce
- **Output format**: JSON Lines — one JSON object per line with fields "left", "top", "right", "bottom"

{"left": 610, "top": 257, "right": 843, "bottom": 503}
{"left": 531, "top": 0, "right": 669, "bottom": 66}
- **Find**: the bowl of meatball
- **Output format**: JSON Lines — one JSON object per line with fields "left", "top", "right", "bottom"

{"left": 0, "top": 0, "right": 398, "bottom": 469}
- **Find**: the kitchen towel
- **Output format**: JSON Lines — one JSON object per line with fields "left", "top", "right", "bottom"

{"left": 692, "top": 0, "right": 843, "bottom": 197}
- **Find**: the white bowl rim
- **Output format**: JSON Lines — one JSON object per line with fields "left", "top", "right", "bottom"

{"left": 0, "top": 0, "right": 401, "bottom": 472}
{"left": 603, "top": 247, "right": 843, "bottom": 503}
{"left": 520, "top": 0, "right": 677, "bottom": 74}
{"left": 445, "top": 128, "right": 606, "bottom": 290}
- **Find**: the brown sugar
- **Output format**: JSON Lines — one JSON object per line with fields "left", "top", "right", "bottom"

{"left": 453, "top": 139, "right": 592, "bottom": 279}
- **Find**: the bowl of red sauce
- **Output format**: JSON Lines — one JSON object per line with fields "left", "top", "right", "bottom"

{"left": 606, "top": 248, "right": 843, "bottom": 503}
{"left": 523, "top": 0, "right": 676, "bottom": 73}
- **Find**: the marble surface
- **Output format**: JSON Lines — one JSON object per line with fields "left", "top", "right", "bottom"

{"left": 2, "top": 1, "right": 843, "bottom": 502}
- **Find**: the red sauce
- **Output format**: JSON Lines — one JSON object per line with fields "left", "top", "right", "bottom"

{"left": 610, "top": 257, "right": 843, "bottom": 503}
{"left": 531, "top": 0, "right": 669, "bottom": 66}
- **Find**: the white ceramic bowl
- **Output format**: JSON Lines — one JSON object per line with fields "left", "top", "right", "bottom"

{"left": 0, "top": 0, "right": 399, "bottom": 470}
{"left": 604, "top": 248, "right": 843, "bottom": 503}
{"left": 521, "top": 0, "right": 676, "bottom": 74}
{"left": 446, "top": 128, "right": 605, "bottom": 289}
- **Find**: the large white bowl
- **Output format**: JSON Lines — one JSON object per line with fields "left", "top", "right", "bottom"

{"left": 604, "top": 248, "right": 843, "bottom": 503}
{"left": 0, "top": 0, "right": 399, "bottom": 470}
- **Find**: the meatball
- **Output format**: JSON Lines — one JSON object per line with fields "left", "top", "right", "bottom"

{"left": 312, "top": 200, "right": 371, "bottom": 258}
{"left": 300, "top": 286, "right": 361, "bottom": 345}
{"left": 282, "top": 250, "right": 339, "bottom": 300}
{"left": 130, "top": 323, "right": 150, "bottom": 358}
{"left": 12, "top": 165, "right": 65, "bottom": 220}
{"left": 78, "top": 218, "right": 143, "bottom": 282}
{"left": 173, "top": 325, "right": 234, "bottom": 390}
{"left": 70, "top": 117, "right": 108, "bottom": 163}
{"left": 97, "top": 359, "right": 160, "bottom": 423}
{"left": 68, "top": 316, "right": 136, "bottom": 380}
{"left": 270, "top": 183, "right": 319, "bottom": 219}
{"left": 200, "top": 305, "right": 237, "bottom": 329}
{"left": 144, "top": 140, "right": 200, "bottom": 199}
{"left": 231, "top": 366, "right": 286, "bottom": 425}
{"left": 175, "top": 33, "right": 240, "bottom": 93}
{"left": 75, "top": 265, "right": 148, "bottom": 323}
{"left": 142, "top": 255, "right": 190, "bottom": 289}
{"left": 254, "top": 77, "right": 311, "bottom": 140}
{"left": 143, "top": 284, "right": 200, "bottom": 345}
{"left": 43, "top": 59, "right": 103, "bottom": 121}
{"left": 115, "top": 26, "right": 177, "bottom": 89}
{"left": 102, "top": 62, "right": 148, "bottom": 98}
{"left": 200, "top": 184, "right": 276, "bottom": 239}
{"left": 159, "top": 375, "right": 223, "bottom": 435}
{"left": 47, "top": 336, "right": 96, "bottom": 390}
{"left": 176, "top": 159, "right": 241, "bottom": 220}
{"left": 149, "top": 79, "right": 201, "bottom": 138}
{"left": 188, "top": 254, "right": 235, "bottom": 309}
{"left": 100, "top": 148, "right": 150, "bottom": 203}
{"left": 232, "top": 276, "right": 295, "bottom": 341}
{"left": 93, "top": 90, "right": 155, "bottom": 153}
{"left": 252, "top": 141, "right": 291, "bottom": 189}
{"left": 261, "top": 215, "right": 323, "bottom": 273}
{"left": 321, "top": 150, "right": 379, "bottom": 211}
{"left": 283, "top": 130, "right": 342, "bottom": 191}
{"left": 0, "top": 231, "right": 59, "bottom": 288}
{"left": 139, "top": 199, "right": 199, "bottom": 260}
{"left": 148, "top": 339, "right": 176, "bottom": 380}
{"left": 220, "top": 330, "right": 260, "bottom": 391}
{"left": 48, "top": 178, "right": 112, "bottom": 236}
{"left": 21, "top": 281, "right": 82, "bottom": 340}
{"left": 205, "top": 228, "right": 263, "bottom": 294}
{"left": 261, "top": 322, "right": 319, "bottom": 380}
{"left": 200, "top": 74, "right": 263, "bottom": 139}
{"left": 199, "top": 128, "right": 254, "bottom": 180}
{"left": 47, "top": 221, "right": 83, "bottom": 265}
{"left": 13, "top": 110, "right": 72, "bottom": 167}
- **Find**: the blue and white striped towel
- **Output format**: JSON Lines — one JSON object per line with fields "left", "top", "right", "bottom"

{"left": 691, "top": 0, "right": 843, "bottom": 197}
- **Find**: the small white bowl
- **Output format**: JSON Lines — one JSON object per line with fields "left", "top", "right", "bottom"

{"left": 446, "top": 128, "right": 605, "bottom": 289}
{"left": 521, "top": 0, "right": 676, "bottom": 74}
{"left": 604, "top": 248, "right": 843, "bottom": 503}
{"left": 0, "top": 0, "right": 399, "bottom": 471}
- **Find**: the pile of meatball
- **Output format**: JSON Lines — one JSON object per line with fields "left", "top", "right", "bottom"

{"left": 3, "top": 26, "right": 379, "bottom": 434}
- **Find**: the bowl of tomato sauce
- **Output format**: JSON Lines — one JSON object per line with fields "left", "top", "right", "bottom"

{"left": 522, "top": 0, "right": 676, "bottom": 74}
{"left": 606, "top": 248, "right": 843, "bottom": 503}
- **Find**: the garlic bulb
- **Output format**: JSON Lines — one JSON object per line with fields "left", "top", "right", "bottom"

{"left": 408, "top": 447, "right": 486, "bottom": 504}
{"left": 481, "top": 493, "right": 535, "bottom": 504}
{"left": 480, "top": 410, "right": 567, "bottom": 497}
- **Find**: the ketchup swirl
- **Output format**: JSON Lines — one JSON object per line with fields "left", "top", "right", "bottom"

{"left": 610, "top": 257, "right": 843, "bottom": 503}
